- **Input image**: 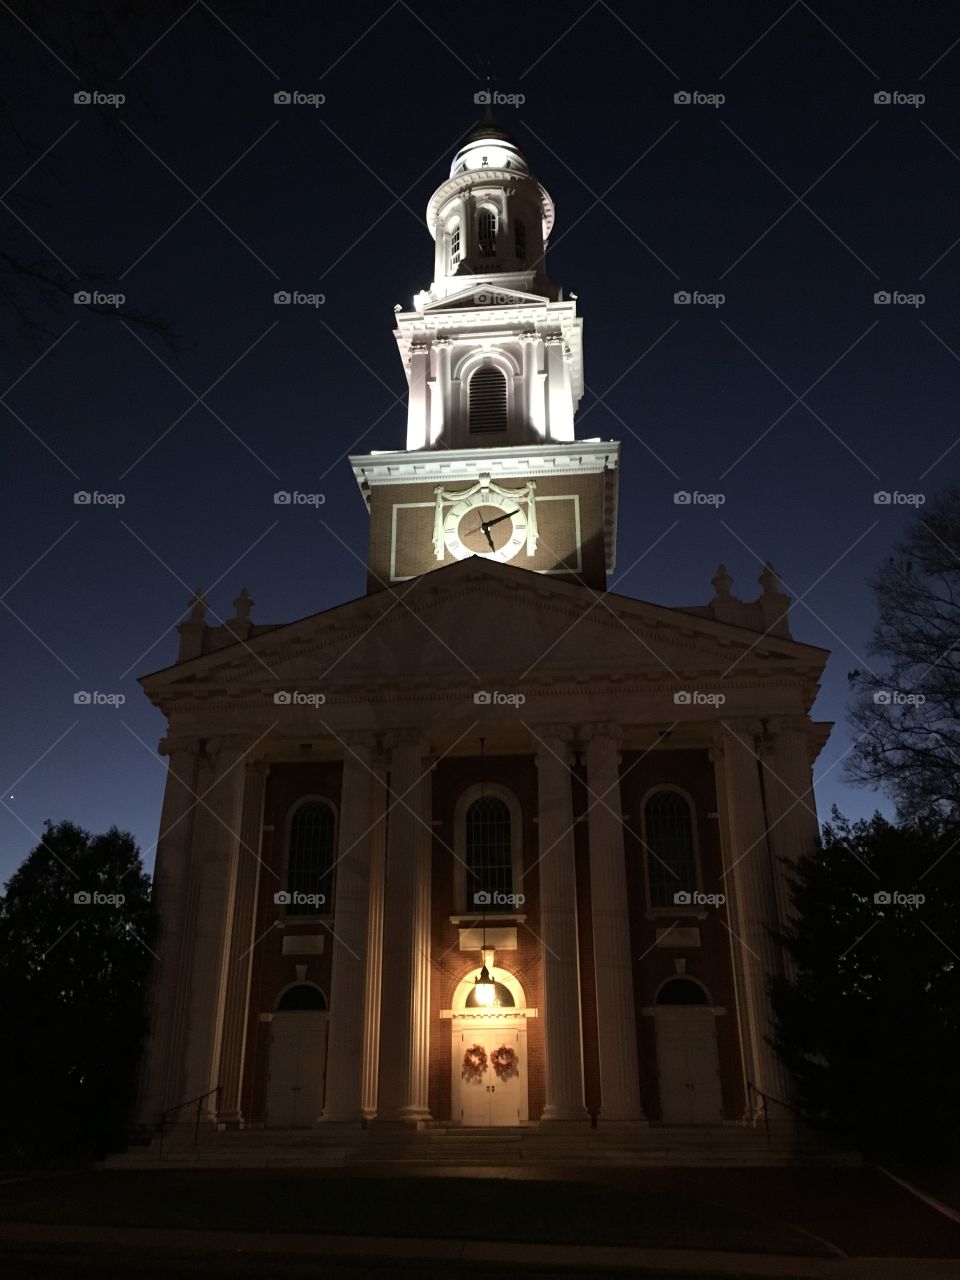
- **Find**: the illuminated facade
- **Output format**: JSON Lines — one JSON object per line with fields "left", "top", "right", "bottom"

{"left": 136, "top": 116, "right": 830, "bottom": 1141}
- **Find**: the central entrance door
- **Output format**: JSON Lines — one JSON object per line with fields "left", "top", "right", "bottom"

{"left": 655, "top": 1007, "right": 723, "bottom": 1124}
{"left": 266, "top": 1010, "right": 328, "bottom": 1127}
{"left": 458, "top": 1027, "right": 523, "bottom": 1127}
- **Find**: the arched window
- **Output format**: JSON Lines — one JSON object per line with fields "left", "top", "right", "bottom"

{"left": 656, "top": 977, "right": 709, "bottom": 1006}
{"left": 448, "top": 219, "right": 461, "bottom": 270}
{"left": 286, "top": 800, "right": 335, "bottom": 915}
{"left": 465, "top": 796, "right": 512, "bottom": 910}
{"left": 469, "top": 366, "right": 507, "bottom": 433}
{"left": 276, "top": 983, "right": 327, "bottom": 1011}
{"left": 478, "top": 207, "right": 497, "bottom": 257}
{"left": 644, "top": 789, "right": 698, "bottom": 909}
{"left": 514, "top": 219, "right": 526, "bottom": 261}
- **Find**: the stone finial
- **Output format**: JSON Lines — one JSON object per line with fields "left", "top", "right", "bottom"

{"left": 232, "top": 587, "right": 253, "bottom": 621}
{"left": 711, "top": 563, "right": 733, "bottom": 599}
{"left": 758, "top": 561, "right": 783, "bottom": 596}
{"left": 187, "top": 588, "right": 207, "bottom": 623}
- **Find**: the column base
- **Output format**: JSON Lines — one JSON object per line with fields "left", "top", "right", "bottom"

{"left": 216, "top": 1110, "right": 245, "bottom": 1130}
{"left": 539, "top": 1108, "right": 590, "bottom": 1124}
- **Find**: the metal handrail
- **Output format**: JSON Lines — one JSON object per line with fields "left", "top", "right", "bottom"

{"left": 157, "top": 1085, "right": 221, "bottom": 1158}
{"left": 746, "top": 1080, "right": 808, "bottom": 1152}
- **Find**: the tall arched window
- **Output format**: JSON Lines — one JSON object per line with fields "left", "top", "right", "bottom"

{"left": 465, "top": 796, "right": 512, "bottom": 910}
{"left": 448, "top": 219, "right": 461, "bottom": 270}
{"left": 514, "top": 219, "right": 526, "bottom": 261}
{"left": 478, "top": 207, "right": 497, "bottom": 257}
{"left": 469, "top": 366, "right": 507, "bottom": 433}
{"left": 644, "top": 789, "right": 698, "bottom": 908}
{"left": 286, "top": 800, "right": 335, "bottom": 915}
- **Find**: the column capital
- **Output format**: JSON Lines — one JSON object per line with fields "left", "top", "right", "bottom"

{"left": 764, "top": 714, "right": 809, "bottom": 740}
{"left": 531, "top": 723, "right": 574, "bottom": 757}
{"left": 382, "top": 728, "right": 426, "bottom": 754}
{"left": 580, "top": 721, "right": 623, "bottom": 748}
{"left": 721, "top": 717, "right": 765, "bottom": 744}
{"left": 159, "top": 734, "right": 202, "bottom": 758}
{"left": 205, "top": 734, "right": 251, "bottom": 760}
{"left": 340, "top": 729, "right": 378, "bottom": 754}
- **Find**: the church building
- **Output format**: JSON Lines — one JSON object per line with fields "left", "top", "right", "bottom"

{"left": 136, "top": 115, "right": 830, "bottom": 1140}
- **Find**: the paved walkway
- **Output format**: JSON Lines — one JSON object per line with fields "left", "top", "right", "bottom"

{"left": 0, "top": 1221, "right": 956, "bottom": 1278}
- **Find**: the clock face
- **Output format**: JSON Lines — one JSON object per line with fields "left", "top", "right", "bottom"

{"left": 443, "top": 491, "right": 528, "bottom": 563}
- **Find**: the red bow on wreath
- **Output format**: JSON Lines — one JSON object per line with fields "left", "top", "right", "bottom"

{"left": 490, "top": 1044, "right": 518, "bottom": 1080}
{"left": 462, "top": 1044, "right": 487, "bottom": 1079}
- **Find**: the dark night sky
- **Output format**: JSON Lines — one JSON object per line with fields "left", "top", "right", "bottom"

{"left": 3, "top": 1, "right": 959, "bottom": 881}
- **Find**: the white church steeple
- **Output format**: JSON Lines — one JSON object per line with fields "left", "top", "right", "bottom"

{"left": 396, "top": 112, "right": 584, "bottom": 451}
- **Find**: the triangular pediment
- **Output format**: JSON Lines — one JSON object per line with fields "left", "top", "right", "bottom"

{"left": 141, "top": 560, "right": 827, "bottom": 710}
{"left": 423, "top": 284, "right": 549, "bottom": 313}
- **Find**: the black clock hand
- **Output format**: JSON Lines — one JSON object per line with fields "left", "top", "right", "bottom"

{"left": 483, "top": 526, "right": 496, "bottom": 552}
{"left": 484, "top": 510, "right": 519, "bottom": 530}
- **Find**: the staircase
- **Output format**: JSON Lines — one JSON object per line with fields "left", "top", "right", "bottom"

{"left": 103, "top": 1121, "right": 852, "bottom": 1170}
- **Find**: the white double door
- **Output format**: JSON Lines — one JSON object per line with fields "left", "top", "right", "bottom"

{"left": 457, "top": 1026, "right": 524, "bottom": 1127}
{"left": 266, "top": 1011, "right": 328, "bottom": 1127}
{"left": 655, "top": 1008, "right": 723, "bottom": 1124}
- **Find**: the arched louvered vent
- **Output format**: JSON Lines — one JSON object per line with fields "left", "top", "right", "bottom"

{"left": 469, "top": 367, "right": 507, "bottom": 434}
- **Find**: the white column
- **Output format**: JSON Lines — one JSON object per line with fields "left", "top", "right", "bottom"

{"left": 376, "top": 731, "right": 432, "bottom": 1123}
{"left": 719, "top": 720, "right": 791, "bottom": 1109}
{"left": 431, "top": 337, "right": 452, "bottom": 446}
{"left": 216, "top": 761, "right": 268, "bottom": 1125}
{"left": 361, "top": 751, "right": 389, "bottom": 1118}
{"left": 519, "top": 331, "right": 543, "bottom": 438}
{"left": 180, "top": 737, "right": 247, "bottom": 1116}
{"left": 535, "top": 727, "right": 587, "bottom": 1122}
{"left": 765, "top": 717, "right": 820, "bottom": 929}
{"left": 583, "top": 725, "right": 645, "bottom": 1122}
{"left": 137, "top": 736, "right": 202, "bottom": 1124}
{"left": 544, "top": 335, "right": 566, "bottom": 443}
{"left": 323, "top": 735, "right": 378, "bottom": 1122}
{"left": 405, "top": 343, "right": 430, "bottom": 450}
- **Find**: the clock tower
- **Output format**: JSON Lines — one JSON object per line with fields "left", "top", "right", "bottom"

{"left": 351, "top": 113, "right": 620, "bottom": 591}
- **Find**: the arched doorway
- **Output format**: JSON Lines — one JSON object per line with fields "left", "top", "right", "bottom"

{"left": 265, "top": 983, "right": 328, "bottom": 1128}
{"left": 447, "top": 965, "right": 532, "bottom": 1127}
{"left": 653, "top": 976, "right": 723, "bottom": 1124}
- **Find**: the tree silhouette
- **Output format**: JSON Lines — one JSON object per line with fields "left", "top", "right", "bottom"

{"left": 0, "top": 820, "right": 153, "bottom": 1163}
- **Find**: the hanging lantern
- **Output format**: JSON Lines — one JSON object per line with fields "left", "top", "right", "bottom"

{"left": 473, "top": 963, "right": 496, "bottom": 1007}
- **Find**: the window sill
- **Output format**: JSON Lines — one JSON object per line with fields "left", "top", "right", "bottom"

{"left": 449, "top": 913, "right": 527, "bottom": 926}
{"left": 644, "top": 910, "right": 709, "bottom": 922}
